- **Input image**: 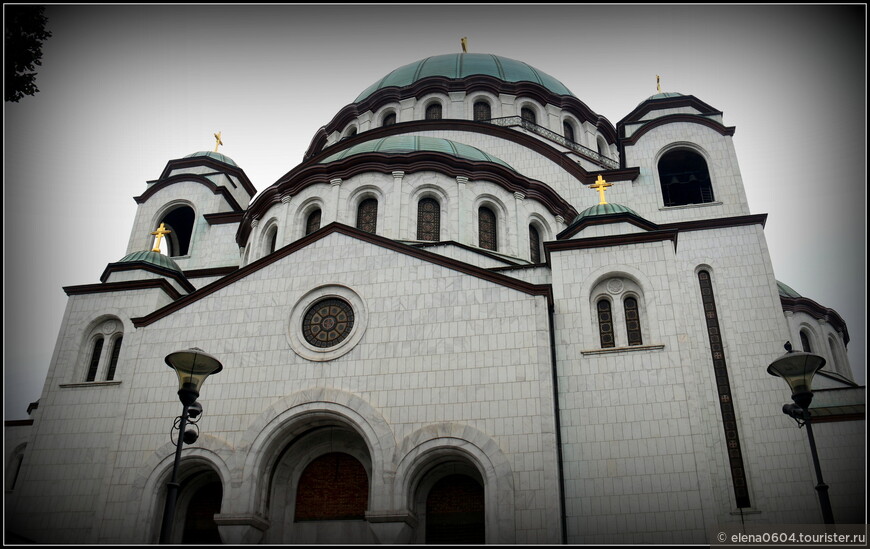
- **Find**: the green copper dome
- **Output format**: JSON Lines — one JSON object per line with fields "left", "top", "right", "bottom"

{"left": 776, "top": 281, "right": 802, "bottom": 299}
{"left": 183, "top": 150, "right": 238, "bottom": 167}
{"left": 319, "top": 135, "right": 514, "bottom": 171}
{"left": 117, "top": 250, "right": 183, "bottom": 273}
{"left": 572, "top": 203, "right": 640, "bottom": 223}
{"left": 355, "top": 53, "right": 575, "bottom": 102}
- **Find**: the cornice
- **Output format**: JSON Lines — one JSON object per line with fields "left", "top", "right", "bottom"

{"left": 617, "top": 94, "right": 721, "bottom": 127}
{"left": 780, "top": 295, "right": 850, "bottom": 346}
{"left": 204, "top": 212, "right": 245, "bottom": 225}
{"left": 620, "top": 114, "right": 736, "bottom": 148}
{"left": 64, "top": 279, "right": 184, "bottom": 301}
{"left": 100, "top": 261, "right": 196, "bottom": 293}
{"left": 315, "top": 75, "right": 617, "bottom": 151}
{"left": 134, "top": 222, "right": 553, "bottom": 327}
{"left": 307, "top": 120, "right": 636, "bottom": 186}
{"left": 134, "top": 173, "right": 244, "bottom": 212}
{"left": 158, "top": 156, "right": 257, "bottom": 197}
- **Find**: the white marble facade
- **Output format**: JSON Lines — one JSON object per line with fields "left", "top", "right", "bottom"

{"left": 5, "top": 53, "right": 863, "bottom": 544}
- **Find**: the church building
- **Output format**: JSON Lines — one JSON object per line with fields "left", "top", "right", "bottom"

{"left": 5, "top": 52, "right": 864, "bottom": 544}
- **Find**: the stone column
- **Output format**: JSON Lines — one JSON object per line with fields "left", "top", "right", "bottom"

{"left": 514, "top": 192, "right": 526, "bottom": 260}
{"left": 280, "top": 194, "right": 292, "bottom": 245}
{"left": 391, "top": 171, "right": 404, "bottom": 240}
{"left": 456, "top": 176, "right": 469, "bottom": 244}
{"left": 329, "top": 178, "right": 342, "bottom": 224}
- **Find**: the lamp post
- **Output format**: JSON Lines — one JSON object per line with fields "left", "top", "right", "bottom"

{"left": 767, "top": 342, "right": 835, "bottom": 524}
{"left": 159, "top": 348, "right": 223, "bottom": 543}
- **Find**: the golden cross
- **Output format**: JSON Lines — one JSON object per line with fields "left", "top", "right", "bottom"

{"left": 213, "top": 131, "right": 223, "bottom": 153}
{"left": 589, "top": 175, "right": 612, "bottom": 205}
{"left": 461, "top": 37, "right": 468, "bottom": 53}
{"left": 656, "top": 75, "right": 661, "bottom": 93}
{"left": 151, "top": 222, "right": 172, "bottom": 253}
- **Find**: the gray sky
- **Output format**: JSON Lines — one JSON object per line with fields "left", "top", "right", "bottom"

{"left": 4, "top": 5, "right": 865, "bottom": 419}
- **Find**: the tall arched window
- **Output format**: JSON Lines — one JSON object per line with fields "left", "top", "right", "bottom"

{"left": 85, "top": 337, "right": 104, "bottom": 382}
{"left": 382, "top": 112, "right": 396, "bottom": 126}
{"left": 563, "top": 121, "right": 575, "bottom": 143}
{"left": 800, "top": 330, "right": 813, "bottom": 353}
{"left": 478, "top": 206, "right": 497, "bottom": 251}
{"left": 658, "top": 149, "right": 714, "bottom": 206}
{"left": 105, "top": 336, "right": 123, "bottom": 381}
{"left": 596, "top": 137, "right": 607, "bottom": 156}
{"left": 305, "top": 209, "right": 322, "bottom": 235}
{"left": 158, "top": 205, "right": 195, "bottom": 257}
{"left": 473, "top": 101, "right": 491, "bottom": 121}
{"left": 82, "top": 318, "right": 124, "bottom": 382}
{"left": 266, "top": 225, "right": 278, "bottom": 254}
{"left": 520, "top": 106, "right": 536, "bottom": 125}
{"left": 597, "top": 299, "right": 615, "bottom": 348}
{"left": 624, "top": 297, "right": 643, "bottom": 346}
{"left": 417, "top": 198, "right": 440, "bottom": 241}
{"left": 295, "top": 453, "right": 368, "bottom": 521}
{"left": 529, "top": 225, "right": 542, "bottom": 263}
{"left": 357, "top": 199, "right": 378, "bottom": 234}
{"left": 425, "top": 103, "right": 442, "bottom": 120}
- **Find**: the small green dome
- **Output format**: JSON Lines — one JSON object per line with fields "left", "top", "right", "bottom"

{"left": 117, "top": 250, "right": 182, "bottom": 273}
{"left": 319, "top": 135, "right": 514, "bottom": 171}
{"left": 776, "top": 281, "right": 802, "bottom": 299}
{"left": 572, "top": 203, "right": 640, "bottom": 223}
{"left": 356, "top": 53, "right": 574, "bottom": 102}
{"left": 183, "top": 150, "right": 238, "bottom": 167}
{"left": 641, "top": 91, "right": 685, "bottom": 104}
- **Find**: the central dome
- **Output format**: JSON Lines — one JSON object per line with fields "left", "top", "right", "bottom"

{"left": 355, "top": 53, "right": 574, "bottom": 102}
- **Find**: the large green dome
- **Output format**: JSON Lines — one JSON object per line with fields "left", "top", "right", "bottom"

{"left": 319, "top": 135, "right": 514, "bottom": 171}
{"left": 355, "top": 53, "right": 574, "bottom": 102}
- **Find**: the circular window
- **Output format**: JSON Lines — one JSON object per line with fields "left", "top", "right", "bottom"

{"left": 288, "top": 285, "right": 368, "bottom": 362}
{"left": 302, "top": 298, "right": 355, "bottom": 348}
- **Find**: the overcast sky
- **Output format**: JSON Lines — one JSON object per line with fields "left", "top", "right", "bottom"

{"left": 4, "top": 5, "right": 865, "bottom": 419}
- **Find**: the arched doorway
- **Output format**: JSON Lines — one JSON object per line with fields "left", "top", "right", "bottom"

{"left": 425, "top": 474, "right": 485, "bottom": 544}
{"left": 181, "top": 477, "right": 223, "bottom": 543}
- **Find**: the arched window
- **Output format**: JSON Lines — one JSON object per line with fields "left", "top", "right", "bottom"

{"left": 105, "top": 336, "right": 123, "bottom": 381}
{"left": 85, "top": 337, "right": 104, "bottom": 382}
{"left": 82, "top": 318, "right": 124, "bottom": 382}
{"left": 266, "top": 225, "right": 278, "bottom": 254}
{"left": 800, "top": 330, "right": 813, "bottom": 353}
{"left": 357, "top": 199, "right": 378, "bottom": 234}
{"left": 529, "top": 225, "right": 542, "bottom": 263}
{"left": 658, "top": 149, "right": 714, "bottom": 207}
{"left": 346, "top": 126, "right": 357, "bottom": 138}
{"left": 597, "top": 299, "right": 615, "bottom": 348}
{"left": 425, "top": 103, "right": 442, "bottom": 120}
{"left": 473, "top": 101, "right": 491, "bottom": 121}
{"left": 425, "top": 474, "right": 485, "bottom": 544}
{"left": 624, "top": 297, "right": 643, "bottom": 346}
{"left": 158, "top": 205, "right": 195, "bottom": 257}
{"left": 382, "top": 112, "right": 396, "bottom": 126}
{"left": 563, "top": 121, "right": 575, "bottom": 143}
{"left": 596, "top": 136, "right": 608, "bottom": 156}
{"left": 520, "top": 106, "right": 536, "bottom": 125}
{"left": 417, "top": 197, "right": 440, "bottom": 241}
{"left": 478, "top": 206, "right": 497, "bottom": 251}
{"left": 305, "top": 209, "right": 322, "bottom": 235}
{"left": 295, "top": 453, "right": 368, "bottom": 521}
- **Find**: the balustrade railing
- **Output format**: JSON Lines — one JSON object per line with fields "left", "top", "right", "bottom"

{"left": 484, "top": 116, "right": 619, "bottom": 170}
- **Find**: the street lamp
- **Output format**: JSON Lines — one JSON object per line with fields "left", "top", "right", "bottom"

{"left": 159, "top": 348, "right": 223, "bottom": 543}
{"left": 767, "top": 341, "right": 834, "bottom": 524}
